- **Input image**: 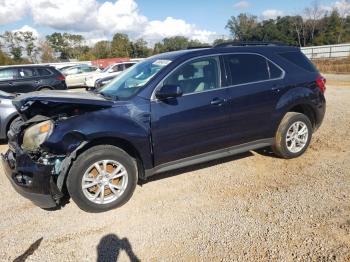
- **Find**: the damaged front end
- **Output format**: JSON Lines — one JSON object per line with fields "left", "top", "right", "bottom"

{"left": 1, "top": 91, "right": 113, "bottom": 208}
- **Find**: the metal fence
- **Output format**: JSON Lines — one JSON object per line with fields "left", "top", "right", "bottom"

{"left": 301, "top": 43, "right": 350, "bottom": 59}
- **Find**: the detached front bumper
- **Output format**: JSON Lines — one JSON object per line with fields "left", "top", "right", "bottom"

{"left": 1, "top": 149, "right": 62, "bottom": 209}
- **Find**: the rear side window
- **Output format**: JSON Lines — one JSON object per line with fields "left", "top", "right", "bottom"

{"left": 37, "top": 68, "right": 52, "bottom": 76}
{"left": 278, "top": 51, "right": 317, "bottom": 72}
{"left": 19, "top": 68, "right": 35, "bottom": 78}
{"left": 223, "top": 54, "right": 269, "bottom": 86}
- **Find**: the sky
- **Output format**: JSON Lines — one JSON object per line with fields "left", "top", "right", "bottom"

{"left": 0, "top": 0, "right": 349, "bottom": 45}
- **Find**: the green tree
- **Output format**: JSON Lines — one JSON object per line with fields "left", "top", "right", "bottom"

{"left": 130, "top": 38, "right": 152, "bottom": 58}
{"left": 38, "top": 40, "right": 57, "bottom": 63}
{"left": 1, "top": 31, "right": 24, "bottom": 61}
{"left": 226, "top": 14, "right": 259, "bottom": 41}
{"left": 111, "top": 33, "right": 131, "bottom": 57}
{"left": 92, "top": 41, "right": 112, "bottom": 59}
{"left": 46, "top": 32, "right": 68, "bottom": 59}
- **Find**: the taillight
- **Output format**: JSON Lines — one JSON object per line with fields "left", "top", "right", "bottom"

{"left": 316, "top": 75, "right": 326, "bottom": 93}
{"left": 56, "top": 74, "right": 65, "bottom": 81}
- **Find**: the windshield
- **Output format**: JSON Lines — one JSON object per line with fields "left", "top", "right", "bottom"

{"left": 99, "top": 58, "right": 172, "bottom": 99}
{"left": 102, "top": 64, "right": 114, "bottom": 73}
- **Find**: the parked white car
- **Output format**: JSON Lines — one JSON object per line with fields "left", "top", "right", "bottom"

{"left": 64, "top": 65, "right": 100, "bottom": 88}
{"left": 85, "top": 62, "right": 136, "bottom": 88}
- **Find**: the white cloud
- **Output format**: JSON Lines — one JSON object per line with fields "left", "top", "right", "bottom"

{"left": 13, "top": 25, "right": 40, "bottom": 38}
{"left": 0, "top": 0, "right": 217, "bottom": 44}
{"left": 332, "top": 0, "right": 350, "bottom": 16}
{"left": 0, "top": 0, "right": 28, "bottom": 25}
{"left": 262, "top": 9, "right": 284, "bottom": 20}
{"left": 142, "top": 17, "right": 217, "bottom": 44}
{"left": 29, "top": 0, "right": 99, "bottom": 31}
{"left": 233, "top": 1, "right": 251, "bottom": 9}
{"left": 97, "top": 0, "right": 148, "bottom": 34}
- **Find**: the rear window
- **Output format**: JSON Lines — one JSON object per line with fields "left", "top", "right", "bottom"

{"left": 37, "top": 68, "right": 52, "bottom": 76}
{"left": 278, "top": 51, "right": 317, "bottom": 72}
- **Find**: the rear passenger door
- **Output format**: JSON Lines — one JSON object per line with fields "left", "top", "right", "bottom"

{"left": 16, "top": 67, "right": 40, "bottom": 92}
{"left": 222, "top": 53, "right": 285, "bottom": 144}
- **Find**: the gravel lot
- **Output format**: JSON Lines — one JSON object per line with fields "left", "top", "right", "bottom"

{"left": 0, "top": 84, "right": 349, "bottom": 261}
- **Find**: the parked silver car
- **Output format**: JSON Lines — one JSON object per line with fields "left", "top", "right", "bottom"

{"left": 0, "top": 91, "right": 17, "bottom": 140}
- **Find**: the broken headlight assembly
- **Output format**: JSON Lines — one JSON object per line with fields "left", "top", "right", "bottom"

{"left": 22, "top": 120, "right": 54, "bottom": 151}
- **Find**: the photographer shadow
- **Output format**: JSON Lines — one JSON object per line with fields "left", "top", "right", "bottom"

{"left": 97, "top": 234, "right": 140, "bottom": 262}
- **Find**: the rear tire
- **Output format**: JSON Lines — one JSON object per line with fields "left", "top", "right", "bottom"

{"left": 67, "top": 145, "right": 138, "bottom": 213}
{"left": 272, "top": 112, "right": 312, "bottom": 159}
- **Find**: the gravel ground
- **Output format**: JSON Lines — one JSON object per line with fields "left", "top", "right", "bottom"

{"left": 0, "top": 84, "right": 349, "bottom": 261}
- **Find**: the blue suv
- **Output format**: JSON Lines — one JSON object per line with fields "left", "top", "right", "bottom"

{"left": 1, "top": 42, "right": 326, "bottom": 212}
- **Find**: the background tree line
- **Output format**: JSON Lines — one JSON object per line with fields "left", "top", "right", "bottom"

{"left": 0, "top": 1, "right": 349, "bottom": 66}
{"left": 226, "top": 2, "right": 350, "bottom": 46}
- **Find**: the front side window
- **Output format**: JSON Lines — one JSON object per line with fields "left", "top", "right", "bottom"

{"left": 0, "top": 68, "right": 18, "bottom": 81}
{"left": 163, "top": 57, "right": 220, "bottom": 95}
{"left": 99, "top": 58, "right": 171, "bottom": 99}
{"left": 223, "top": 54, "right": 270, "bottom": 86}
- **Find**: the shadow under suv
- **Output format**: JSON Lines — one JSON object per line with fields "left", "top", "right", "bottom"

{"left": 1, "top": 42, "right": 326, "bottom": 212}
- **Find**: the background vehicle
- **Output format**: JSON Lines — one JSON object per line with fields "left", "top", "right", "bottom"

{"left": 0, "top": 91, "right": 18, "bottom": 141}
{"left": 63, "top": 65, "right": 100, "bottom": 88}
{"left": 90, "top": 75, "right": 116, "bottom": 91}
{"left": 85, "top": 62, "right": 136, "bottom": 88}
{"left": 2, "top": 42, "right": 326, "bottom": 212}
{"left": 0, "top": 66, "right": 67, "bottom": 93}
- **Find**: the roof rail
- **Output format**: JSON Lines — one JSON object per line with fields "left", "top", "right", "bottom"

{"left": 187, "top": 45, "right": 212, "bottom": 50}
{"left": 213, "top": 41, "right": 288, "bottom": 48}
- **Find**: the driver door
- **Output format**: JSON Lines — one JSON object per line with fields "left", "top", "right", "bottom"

{"left": 151, "top": 56, "right": 232, "bottom": 166}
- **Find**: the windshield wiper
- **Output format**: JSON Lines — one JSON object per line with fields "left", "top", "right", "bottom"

{"left": 98, "top": 92, "right": 119, "bottom": 101}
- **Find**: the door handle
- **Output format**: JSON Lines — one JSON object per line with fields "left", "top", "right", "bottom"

{"left": 271, "top": 84, "right": 282, "bottom": 92}
{"left": 211, "top": 98, "right": 226, "bottom": 106}
{"left": 8, "top": 82, "right": 14, "bottom": 86}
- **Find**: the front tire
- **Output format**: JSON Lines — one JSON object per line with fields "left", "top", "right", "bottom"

{"left": 272, "top": 112, "right": 313, "bottom": 159}
{"left": 67, "top": 145, "right": 138, "bottom": 213}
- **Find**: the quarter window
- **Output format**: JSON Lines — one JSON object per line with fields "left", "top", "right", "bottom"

{"left": 268, "top": 61, "right": 283, "bottom": 78}
{"left": 223, "top": 54, "right": 270, "bottom": 86}
{"left": 163, "top": 57, "right": 220, "bottom": 95}
{"left": 37, "top": 68, "right": 52, "bottom": 76}
{"left": 278, "top": 51, "right": 317, "bottom": 72}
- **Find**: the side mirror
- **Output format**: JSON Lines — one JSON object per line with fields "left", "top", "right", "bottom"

{"left": 156, "top": 85, "right": 183, "bottom": 99}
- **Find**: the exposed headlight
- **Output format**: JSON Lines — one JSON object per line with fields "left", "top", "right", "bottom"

{"left": 22, "top": 120, "right": 54, "bottom": 151}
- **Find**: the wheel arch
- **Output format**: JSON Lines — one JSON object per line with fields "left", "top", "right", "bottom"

{"left": 59, "top": 136, "right": 146, "bottom": 193}
{"left": 80, "top": 137, "right": 145, "bottom": 179}
{"left": 288, "top": 104, "right": 316, "bottom": 128}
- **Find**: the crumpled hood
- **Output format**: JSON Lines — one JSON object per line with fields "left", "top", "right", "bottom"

{"left": 13, "top": 90, "right": 115, "bottom": 120}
